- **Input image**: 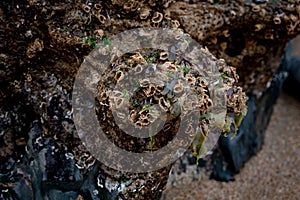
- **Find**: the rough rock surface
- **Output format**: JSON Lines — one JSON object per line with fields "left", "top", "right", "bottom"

{"left": 283, "top": 35, "right": 300, "bottom": 99}
{"left": 1, "top": 0, "right": 300, "bottom": 199}
{"left": 167, "top": 57, "right": 289, "bottom": 184}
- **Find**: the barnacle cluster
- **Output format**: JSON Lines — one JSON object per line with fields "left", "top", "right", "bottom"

{"left": 166, "top": 1, "right": 244, "bottom": 41}
{"left": 46, "top": 1, "right": 108, "bottom": 48}
{"left": 93, "top": 44, "right": 247, "bottom": 158}
{"left": 41, "top": 0, "right": 300, "bottom": 96}
{"left": 165, "top": 0, "right": 300, "bottom": 95}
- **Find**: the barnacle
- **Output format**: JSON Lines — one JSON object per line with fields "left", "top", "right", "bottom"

{"left": 130, "top": 52, "right": 147, "bottom": 65}
{"left": 181, "top": 94, "right": 199, "bottom": 112}
{"left": 123, "top": 2, "right": 131, "bottom": 12}
{"left": 223, "top": 30, "right": 230, "bottom": 37}
{"left": 133, "top": 64, "right": 144, "bottom": 74}
{"left": 140, "top": 8, "right": 151, "bottom": 19}
{"left": 171, "top": 20, "right": 180, "bottom": 29}
{"left": 289, "top": 14, "right": 298, "bottom": 22}
{"left": 259, "top": 8, "right": 266, "bottom": 17}
{"left": 273, "top": 17, "right": 281, "bottom": 25}
{"left": 76, "top": 152, "right": 96, "bottom": 170}
{"left": 206, "top": 99, "right": 213, "bottom": 109}
{"left": 26, "top": 38, "right": 44, "bottom": 58}
{"left": 160, "top": 52, "right": 169, "bottom": 60}
{"left": 114, "top": 70, "right": 125, "bottom": 82}
{"left": 173, "top": 81, "right": 184, "bottom": 95}
{"left": 136, "top": 119, "right": 151, "bottom": 127}
{"left": 152, "top": 12, "right": 163, "bottom": 23}
{"left": 186, "top": 75, "right": 196, "bottom": 86}
{"left": 166, "top": 62, "right": 178, "bottom": 71}
{"left": 129, "top": 110, "right": 138, "bottom": 122}
{"left": 81, "top": 4, "right": 91, "bottom": 13}
{"left": 140, "top": 78, "right": 150, "bottom": 88}
{"left": 129, "top": 1, "right": 138, "bottom": 12}
{"left": 256, "top": 45, "right": 267, "bottom": 55}
{"left": 97, "top": 90, "right": 108, "bottom": 102}
{"left": 158, "top": 97, "right": 170, "bottom": 111}
{"left": 144, "top": 84, "right": 156, "bottom": 97}
{"left": 110, "top": 91, "right": 126, "bottom": 109}
{"left": 265, "top": 32, "right": 274, "bottom": 40}
{"left": 220, "top": 42, "right": 227, "bottom": 51}
{"left": 164, "top": 10, "right": 172, "bottom": 20}
{"left": 94, "top": 29, "right": 104, "bottom": 39}
{"left": 252, "top": 4, "right": 261, "bottom": 13}
{"left": 96, "top": 14, "right": 106, "bottom": 24}
{"left": 94, "top": 3, "right": 102, "bottom": 11}
{"left": 254, "top": 24, "right": 265, "bottom": 31}
{"left": 199, "top": 78, "right": 208, "bottom": 87}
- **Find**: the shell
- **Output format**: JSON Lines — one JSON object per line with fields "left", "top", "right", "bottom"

{"left": 152, "top": 12, "right": 163, "bottom": 23}
{"left": 273, "top": 17, "right": 281, "bottom": 25}
{"left": 158, "top": 97, "right": 170, "bottom": 111}
{"left": 140, "top": 8, "right": 151, "bottom": 19}
{"left": 94, "top": 3, "right": 102, "bottom": 11}
{"left": 173, "top": 81, "right": 184, "bottom": 94}
{"left": 81, "top": 4, "right": 91, "bottom": 13}
{"left": 114, "top": 70, "right": 125, "bottom": 82}
{"left": 160, "top": 52, "right": 169, "bottom": 60}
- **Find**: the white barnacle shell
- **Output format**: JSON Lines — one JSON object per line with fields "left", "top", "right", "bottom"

{"left": 158, "top": 97, "right": 170, "bottom": 111}
{"left": 152, "top": 12, "right": 163, "bottom": 23}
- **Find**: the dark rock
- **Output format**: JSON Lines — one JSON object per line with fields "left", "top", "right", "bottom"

{"left": 12, "top": 178, "right": 34, "bottom": 200}
{"left": 45, "top": 190, "right": 78, "bottom": 200}
{"left": 283, "top": 38, "right": 300, "bottom": 100}
{"left": 0, "top": 158, "right": 34, "bottom": 200}
{"left": 79, "top": 162, "right": 110, "bottom": 200}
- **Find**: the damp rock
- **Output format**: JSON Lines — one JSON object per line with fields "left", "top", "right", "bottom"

{"left": 283, "top": 36, "right": 300, "bottom": 100}
{"left": 45, "top": 190, "right": 78, "bottom": 200}
{"left": 1, "top": 0, "right": 300, "bottom": 199}
{"left": 167, "top": 52, "right": 290, "bottom": 184}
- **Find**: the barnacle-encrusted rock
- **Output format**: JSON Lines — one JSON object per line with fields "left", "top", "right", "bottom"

{"left": 1, "top": 0, "right": 300, "bottom": 199}
{"left": 39, "top": 0, "right": 300, "bottom": 97}
{"left": 95, "top": 48, "right": 246, "bottom": 154}
{"left": 75, "top": 30, "right": 246, "bottom": 196}
{"left": 164, "top": 0, "right": 300, "bottom": 96}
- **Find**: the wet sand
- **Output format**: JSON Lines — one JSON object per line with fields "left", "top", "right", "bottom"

{"left": 162, "top": 92, "right": 300, "bottom": 200}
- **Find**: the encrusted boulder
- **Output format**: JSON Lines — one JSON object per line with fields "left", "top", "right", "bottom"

{"left": 1, "top": 0, "right": 300, "bottom": 199}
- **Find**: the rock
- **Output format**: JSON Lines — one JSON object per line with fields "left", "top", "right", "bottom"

{"left": 12, "top": 178, "right": 34, "bottom": 200}
{"left": 45, "top": 190, "right": 78, "bottom": 200}
{"left": 79, "top": 163, "right": 112, "bottom": 200}
{"left": 168, "top": 60, "right": 289, "bottom": 183}
{"left": 283, "top": 36, "right": 300, "bottom": 100}
{"left": 1, "top": 0, "right": 300, "bottom": 199}
{"left": 212, "top": 72, "right": 286, "bottom": 180}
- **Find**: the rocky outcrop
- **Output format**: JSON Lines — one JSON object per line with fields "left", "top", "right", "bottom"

{"left": 1, "top": 0, "right": 300, "bottom": 199}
